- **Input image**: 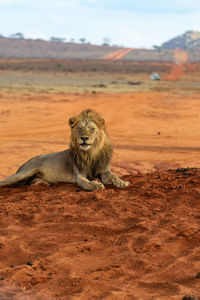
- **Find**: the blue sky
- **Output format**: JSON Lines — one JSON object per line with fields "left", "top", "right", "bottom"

{"left": 0, "top": 0, "right": 200, "bottom": 48}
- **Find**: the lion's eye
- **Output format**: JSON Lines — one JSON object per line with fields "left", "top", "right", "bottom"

{"left": 90, "top": 128, "right": 95, "bottom": 132}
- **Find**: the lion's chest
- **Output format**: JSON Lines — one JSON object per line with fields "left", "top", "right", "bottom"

{"left": 72, "top": 146, "right": 111, "bottom": 180}
{"left": 85, "top": 162, "right": 100, "bottom": 181}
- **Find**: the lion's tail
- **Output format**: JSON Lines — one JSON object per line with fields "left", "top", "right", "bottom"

{"left": 0, "top": 168, "right": 39, "bottom": 187}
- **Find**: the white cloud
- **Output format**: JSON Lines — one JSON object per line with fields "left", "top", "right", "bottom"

{"left": 52, "top": 0, "right": 82, "bottom": 8}
{"left": 0, "top": 0, "right": 25, "bottom": 3}
{"left": 47, "top": 14, "right": 65, "bottom": 25}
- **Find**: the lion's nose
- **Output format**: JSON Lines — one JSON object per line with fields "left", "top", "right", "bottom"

{"left": 81, "top": 137, "right": 89, "bottom": 142}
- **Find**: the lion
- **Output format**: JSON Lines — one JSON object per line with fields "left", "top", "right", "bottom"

{"left": 0, "top": 109, "right": 130, "bottom": 191}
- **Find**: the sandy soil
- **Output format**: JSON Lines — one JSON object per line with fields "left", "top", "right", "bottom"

{"left": 0, "top": 79, "right": 200, "bottom": 299}
{"left": 0, "top": 90, "right": 200, "bottom": 180}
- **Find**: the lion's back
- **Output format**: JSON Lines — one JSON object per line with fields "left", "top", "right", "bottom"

{"left": 16, "top": 153, "right": 48, "bottom": 173}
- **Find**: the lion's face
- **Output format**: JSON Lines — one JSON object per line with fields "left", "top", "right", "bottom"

{"left": 69, "top": 110, "right": 106, "bottom": 152}
{"left": 69, "top": 119, "right": 100, "bottom": 151}
{"left": 75, "top": 120, "right": 99, "bottom": 151}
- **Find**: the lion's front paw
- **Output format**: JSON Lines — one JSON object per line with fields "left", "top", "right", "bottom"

{"left": 88, "top": 181, "right": 105, "bottom": 191}
{"left": 114, "top": 179, "right": 130, "bottom": 189}
{"left": 93, "top": 182, "right": 105, "bottom": 190}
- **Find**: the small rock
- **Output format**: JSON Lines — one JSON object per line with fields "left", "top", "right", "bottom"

{"left": 182, "top": 295, "right": 198, "bottom": 300}
{"left": 0, "top": 277, "right": 4, "bottom": 280}
{"left": 93, "top": 195, "right": 97, "bottom": 200}
{"left": 195, "top": 271, "right": 200, "bottom": 278}
{"left": 76, "top": 188, "right": 81, "bottom": 192}
{"left": 10, "top": 265, "right": 15, "bottom": 268}
{"left": 179, "top": 185, "right": 183, "bottom": 189}
{"left": 27, "top": 261, "right": 33, "bottom": 266}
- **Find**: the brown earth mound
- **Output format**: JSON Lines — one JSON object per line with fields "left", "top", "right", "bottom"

{"left": 0, "top": 168, "right": 200, "bottom": 300}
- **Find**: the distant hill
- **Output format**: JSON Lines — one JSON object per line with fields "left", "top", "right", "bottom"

{"left": 0, "top": 36, "right": 175, "bottom": 62}
{"left": 1, "top": 35, "right": 200, "bottom": 62}
{"left": 162, "top": 31, "right": 200, "bottom": 50}
{"left": 0, "top": 37, "right": 120, "bottom": 60}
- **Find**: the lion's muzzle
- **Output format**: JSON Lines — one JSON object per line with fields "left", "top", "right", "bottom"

{"left": 79, "top": 136, "right": 92, "bottom": 150}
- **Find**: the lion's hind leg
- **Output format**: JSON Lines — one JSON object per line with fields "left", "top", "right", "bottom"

{"left": 0, "top": 169, "right": 40, "bottom": 187}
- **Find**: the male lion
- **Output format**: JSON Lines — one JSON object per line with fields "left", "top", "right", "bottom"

{"left": 0, "top": 109, "right": 130, "bottom": 191}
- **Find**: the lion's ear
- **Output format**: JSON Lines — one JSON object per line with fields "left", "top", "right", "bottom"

{"left": 68, "top": 116, "right": 79, "bottom": 128}
{"left": 97, "top": 117, "right": 105, "bottom": 129}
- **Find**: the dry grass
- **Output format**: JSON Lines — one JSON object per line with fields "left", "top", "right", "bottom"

{"left": 0, "top": 60, "right": 200, "bottom": 95}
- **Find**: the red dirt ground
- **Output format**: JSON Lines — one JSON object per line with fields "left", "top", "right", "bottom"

{"left": 1, "top": 91, "right": 200, "bottom": 179}
{"left": 0, "top": 169, "right": 200, "bottom": 299}
{"left": 0, "top": 89, "right": 200, "bottom": 299}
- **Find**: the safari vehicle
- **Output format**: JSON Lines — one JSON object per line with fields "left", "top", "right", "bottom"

{"left": 150, "top": 72, "right": 160, "bottom": 80}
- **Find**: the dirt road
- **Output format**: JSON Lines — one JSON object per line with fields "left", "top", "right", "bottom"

{"left": 104, "top": 48, "right": 133, "bottom": 60}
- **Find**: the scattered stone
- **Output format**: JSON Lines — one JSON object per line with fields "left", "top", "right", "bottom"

{"left": 10, "top": 265, "right": 15, "bottom": 268}
{"left": 27, "top": 261, "right": 33, "bottom": 266}
{"left": 0, "top": 277, "right": 4, "bottom": 280}
{"left": 93, "top": 195, "right": 97, "bottom": 200}
{"left": 127, "top": 81, "right": 142, "bottom": 86}
{"left": 92, "top": 84, "right": 107, "bottom": 88}
{"left": 176, "top": 167, "right": 195, "bottom": 173}
{"left": 76, "top": 188, "right": 82, "bottom": 192}
{"left": 179, "top": 185, "right": 183, "bottom": 189}
{"left": 195, "top": 271, "right": 200, "bottom": 278}
{"left": 183, "top": 172, "right": 192, "bottom": 176}
{"left": 182, "top": 295, "right": 198, "bottom": 300}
